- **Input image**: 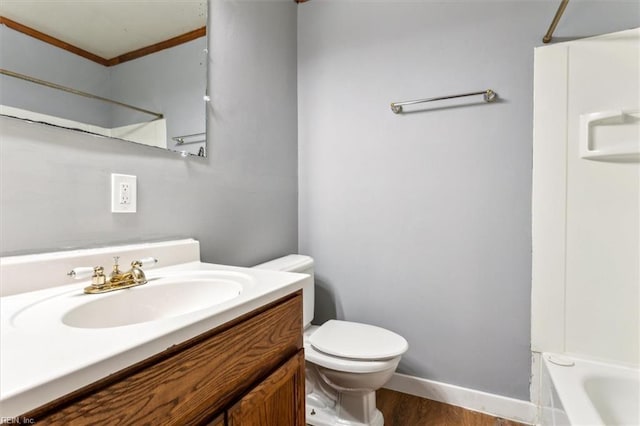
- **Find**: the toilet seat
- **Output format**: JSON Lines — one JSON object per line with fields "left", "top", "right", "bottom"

{"left": 309, "top": 320, "right": 408, "bottom": 360}
{"left": 305, "top": 341, "right": 401, "bottom": 374}
{"left": 304, "top": 320, "right": 408, "bottom": 374}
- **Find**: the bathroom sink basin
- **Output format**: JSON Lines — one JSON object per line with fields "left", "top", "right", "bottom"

{"left": 63, "top": 275, "right": 243, "bottom": 328}
{"left": 11, "top": 271, "right": 248, "bottom": 329}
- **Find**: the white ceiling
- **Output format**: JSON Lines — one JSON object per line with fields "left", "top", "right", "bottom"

{"left": 0, "top": 0, "right": 207, "bottom": 59}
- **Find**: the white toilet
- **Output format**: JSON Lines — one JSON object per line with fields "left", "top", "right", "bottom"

{"left": 254, "top": 255, "right": 408, "bottom": 426}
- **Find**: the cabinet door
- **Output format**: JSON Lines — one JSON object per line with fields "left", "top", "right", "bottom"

{"left": 228, "top": 350, "right": 305, "bottom": 426}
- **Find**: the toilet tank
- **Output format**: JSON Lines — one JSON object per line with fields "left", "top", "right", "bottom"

{"left": 253, "top": 255, "right": 314, "bottom": 328}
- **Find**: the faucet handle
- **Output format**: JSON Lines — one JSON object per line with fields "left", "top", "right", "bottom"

{"left": 134, "top": 257, "right": 158, "bottom": 268}
{"left": 128, "top": 257, "right": 156, "bottom": 285}
{"left": 68, "top": 266, "right": 107, "bottom": 288}
{"left": 67, "top": 266, "right": 97, "bottom": 280}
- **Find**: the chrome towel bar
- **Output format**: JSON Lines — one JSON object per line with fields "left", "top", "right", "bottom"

{"left": 172, "top": 132, "right": 206, "bottom": 145}
{"left": 390, "top": 89, "right": 497, "bottom": 114}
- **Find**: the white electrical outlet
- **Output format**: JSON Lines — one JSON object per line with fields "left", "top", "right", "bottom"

{"left": 111, "top": 174, "right": 137, "bottom": 213}
{"left": 119, "top": 182, "right": 130, "bottom": 204}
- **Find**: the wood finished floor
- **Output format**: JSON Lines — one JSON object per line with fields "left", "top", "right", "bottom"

{"left": 376, "top": 389, "right": 529, "bottom": 426}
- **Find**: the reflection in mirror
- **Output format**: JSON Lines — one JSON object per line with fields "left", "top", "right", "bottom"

{"left": 0, "top": 1, "right": 208, "bottom": 157}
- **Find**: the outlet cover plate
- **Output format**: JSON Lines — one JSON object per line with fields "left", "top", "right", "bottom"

{"left": 111, "top": 173, "right": 137, "bottom": 213}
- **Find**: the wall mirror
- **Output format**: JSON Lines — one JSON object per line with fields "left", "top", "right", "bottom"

{"left": 0, "top": 0, "right": 208, "bottom": 157}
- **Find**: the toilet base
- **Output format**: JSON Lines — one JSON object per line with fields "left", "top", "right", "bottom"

{"left": 305, "top": 392, "right": 384, "bottom": 426}
{"left": 306, "top": 404, "right": 384, "bottom": 426}
{"left": 304, "top": 358, "right": 388, "bottom": 426}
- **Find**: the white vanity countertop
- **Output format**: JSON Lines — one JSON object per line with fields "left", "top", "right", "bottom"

{"left": 0, "top": 261, "right": 309, "bottom": 418}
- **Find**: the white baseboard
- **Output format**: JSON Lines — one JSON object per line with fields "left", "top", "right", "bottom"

{"left": 384, "top": 373, "right": 537, "bottom": 425}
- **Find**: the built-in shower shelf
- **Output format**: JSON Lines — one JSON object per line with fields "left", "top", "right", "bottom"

{"left": 579, "top": 109, "right": 640, "bottom": 161}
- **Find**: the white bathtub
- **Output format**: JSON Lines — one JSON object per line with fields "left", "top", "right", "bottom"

{"left": 540, "top": 353, "right": 640, "bottom": 426}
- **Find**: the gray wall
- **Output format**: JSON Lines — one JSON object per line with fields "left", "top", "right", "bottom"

{"left": 0, "top": 0, "right": 298, "bottom": 266}
{"left": 297, "top": 0, "right": 639, "bottom": 400}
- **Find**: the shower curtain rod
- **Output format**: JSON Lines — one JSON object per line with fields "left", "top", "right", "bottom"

{"left": 0, "top": 68, "right": 164, "bottom": 119}
{"left": 543, "top": 0, "right": 570, "bottom": 43}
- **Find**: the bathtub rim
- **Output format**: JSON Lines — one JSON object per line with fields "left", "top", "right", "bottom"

{"left": 542, "top": 352, "right": 640, "bottom": 426}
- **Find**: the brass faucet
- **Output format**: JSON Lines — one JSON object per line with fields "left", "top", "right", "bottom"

{"left": 68, "top": 256, "right": 157, "bottom": 294}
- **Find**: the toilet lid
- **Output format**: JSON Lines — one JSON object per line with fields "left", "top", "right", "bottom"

{"left": 309, "top": 320, "right": 408, "bottom": 360}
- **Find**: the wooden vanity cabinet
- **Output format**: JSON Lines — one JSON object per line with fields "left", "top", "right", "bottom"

{"left": 25, "top": 291, "right": 305, "bottom": 426}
